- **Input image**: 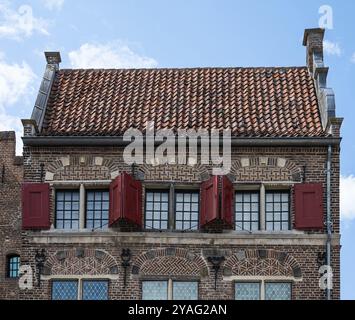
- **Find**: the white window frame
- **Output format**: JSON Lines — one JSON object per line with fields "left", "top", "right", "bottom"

{"left": 144, "top": 183, "right": 200, "bottom": 231}
{"left": 141, "top": 279, "right": 199, "bottom": 300}
{"left": 52, "top": 181, "right": 110, "bottom": 231}
{"left": 235, "top": 183, "right": 291, "bottom": 232}
{"left": 51, "top": 278, "right": 109, "bottom": 300}
{"left": 235, "top": 279, "right": 292, "bottom": 300}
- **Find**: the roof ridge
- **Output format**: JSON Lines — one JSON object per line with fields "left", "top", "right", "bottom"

{"left": 58, "top": 66, "right": 308, "bottom": 72}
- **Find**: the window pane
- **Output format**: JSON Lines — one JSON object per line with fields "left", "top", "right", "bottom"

{"left": 265, "top": 282, "right": 291, "bottom": 300}
{"left": 145, "top": 191, "right": 169, "bottom": 230}
{"left": 82, "top": 280, "right": 108, "bottom": 300}
{"left": 191, "top": 194, "right": 199, "bottom": 203}
{"left": 85, "top": 190, "right": 109, "bottom": 230}
{"left": 173, "top": 282, "right": 198, "bottom": 300}
{"left": 146, "top": 193, "right": 153, "bottom": 201}
{"left": 265, "top": 191, "right": 290, "bottom": 231}
{"left": 52, "top": 281, "right": 78, "bottom": 300}
{"left": 175, "top": 191, "right": 199, "bottom": 231}
{"left": 56, "top": 190, "right": 80, "bottom": 230}
{"left": 142, "top": 281, "right": 168, "bottom": 300}
{"left": 235, "top": 282, "right": 260, "bottom": 300}
{"left": 235, "top": 192, "right": 259, "bottom": 232}
{"left": 7, "top": 255, "right": 20, "bottom": 278}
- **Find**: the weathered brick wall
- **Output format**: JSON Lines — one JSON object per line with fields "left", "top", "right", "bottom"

{"left": 0, "top": 142, "right": 340, "bottom": 300}
{"left": 0, "top": 132, "right": 23, "bottom": 299}
{"left": 16, "top": 242, "right": 340, "bottom": 300}
{"left": 22, "top": 145, "right": 340, "bottom": 232}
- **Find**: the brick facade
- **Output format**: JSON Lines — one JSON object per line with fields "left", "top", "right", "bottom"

{"left": 0, "top": 132, "right": 23, "bottom": 299}
{"left": 0, "top": 141, "right": 341, "bottom": 300}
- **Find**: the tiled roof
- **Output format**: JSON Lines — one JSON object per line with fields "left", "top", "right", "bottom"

{"left": 41, "top": 67, "right": 325, "bottom": 137}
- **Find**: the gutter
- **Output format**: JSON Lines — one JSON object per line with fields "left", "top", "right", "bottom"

{"left": 326, "top": 145, "right": 332, "bottom": 300}
{"left": 22, "top": 136, "right": 342, "bottom": 147}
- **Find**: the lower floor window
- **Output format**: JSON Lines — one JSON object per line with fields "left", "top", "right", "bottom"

{"left": 235, "top": 282, "right": 260, "bottom": 300}
{"left": 264, "top": 282, "right": 291, "bottom": 300}
{"left": 235, "top": 281, "right": 291, "bottom": 300}
{"left": 142, "top": 280, "right": 198, "bottom": 300}
{"left": 52, "top": 279, "right": 109, "bottom": 300}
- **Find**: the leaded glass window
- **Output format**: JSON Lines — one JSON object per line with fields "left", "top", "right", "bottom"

{"left": 235, "top": 192, "right": 259, "bottom": 231}
{"left": 266, "top": 191, "right": 290, "bottom": 231}
{"left": 235, "top": 282, "right": 260, "bottom": 300}
{"left": 86, "top": 190, "right": 109, "bottom": 229}
{"left": 7, "top": 255, "right": 20, "bottom": 278}
{"left": 175, "top": 192, "right": 199, "bottom": 231}
{"left": 142, "top": 281, "right": 168, "bottom": 300}
{"left": 145, "top": 191, "right": 169, "bottom": 230}
{"left": 265, "top": 282, "right": 291, "bottom": 300}
{"left": 82, "top": 280, "right": 108, "bottom": 300}
{"left": 172, "top": 281, "right": 198, "bottom": 300}
{"left": 55, "top": 190, "right": 80, "bottom": 229}
{"left": 52, "top": 280, "right": 78, "bottom": 300}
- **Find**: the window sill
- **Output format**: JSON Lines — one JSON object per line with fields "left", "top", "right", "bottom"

{"left": 29, "top": 230, "right": 340, "bottom": 246}
{"left": 44, "top": 228, "right": 112, "bottom": 234}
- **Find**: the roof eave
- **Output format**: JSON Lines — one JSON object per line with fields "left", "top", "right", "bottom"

{"left": 22, "top": 136, "right": 341, "bottom": 147}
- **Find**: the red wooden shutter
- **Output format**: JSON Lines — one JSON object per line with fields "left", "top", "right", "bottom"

{"left": 221, "top": 176, "right": 234, "bottom": 227}
{"left": 22, "top": 183, "right": 50, "bottom": 230}
{"left": 121, "top": 172, "right": 142, "bottom": 226}
{"left": 109, "top": 175, "right": 122, "bottom": 226}
{"left": 200, "top": 176, "right": 219, "bottom": 227}
{"left": 294, "top": 183, "right": 324, "bottom": 230}
{"left": 109, "top": 172, "right": 142, "bottom": 227}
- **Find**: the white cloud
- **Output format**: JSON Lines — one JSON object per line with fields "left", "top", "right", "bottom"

{"left": 0, "top": 52, "right": 36, "bottom": 154}
{"left": 351, "top": 53, "right": 355, "bottom": 64}
{"left": 340, "top": 175, "right": 355, "bottom": 220}
{"left": 323, "top": 40, "right": 342, "bottom": 57}
{"left": 68, "top": 42, "right": 158, "bottom": 69}
{"left": 41, "top": 0, "right": 64, "bottom": 11}
{"left": 0, "top": 1, "right": 49, "bottom": 40}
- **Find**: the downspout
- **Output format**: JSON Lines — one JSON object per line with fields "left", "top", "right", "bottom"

{"left": 326, "top": 144, "right": 332, "bottom": 300}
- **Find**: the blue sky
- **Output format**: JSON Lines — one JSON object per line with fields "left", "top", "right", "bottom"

{"left": 0, "top": 0, "right": 354, "bottom": 299}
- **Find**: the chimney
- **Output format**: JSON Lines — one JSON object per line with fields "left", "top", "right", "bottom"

{"left": 303, "top": 28, "right": 325, "bottom": 75}
{"left": 303, "top": 28, "right": 341, "bottom": 134}
{"left": 45, "top": 51, "right": 61, "bottom": 70}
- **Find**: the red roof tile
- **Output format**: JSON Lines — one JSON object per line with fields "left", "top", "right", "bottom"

{"left": 41, "top": 67, "right": 325, "bottom": 137}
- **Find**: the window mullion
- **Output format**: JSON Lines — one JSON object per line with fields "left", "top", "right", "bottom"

{"left": 168, "top": 279, "right": 173, "bottom": 300}
{"left": 260, "top": 184, "right": 265, "bottom": 231}
{"left": 79, "top": 184, "right": 85, "bottom": 229}
{"left": 169, "top": 184, "right": 175, "bottom": 230}
{"left": 78, "top": 279, "right": 83, "bottom": 300}
{"left": 260, "top": 280, "right": 265, "bottom": 300}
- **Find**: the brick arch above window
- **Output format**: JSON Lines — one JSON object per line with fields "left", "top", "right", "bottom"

{"left": 131, "top": 248, "right": 209, "bottom": 278}
{"left": 44, "top": 155, "right": 122, "bottom": 181}
{"left": 223, "top": 249, "right": 302, "bottom": 279}
{"left": 230, "top": 157, "right": 302, "bottom": 182}
{"left": 43, "top": 249, "right": 119, "bottom": 277}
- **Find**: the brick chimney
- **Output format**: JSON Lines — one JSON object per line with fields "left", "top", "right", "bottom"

{"left": 303, "top": 28, "right": 342, "bottom": 134}
{"left": 303, "top": 28, "right": 325, "bottom": 75}
{"left": 44, "top": 52, "right": 61, "bottom": 70}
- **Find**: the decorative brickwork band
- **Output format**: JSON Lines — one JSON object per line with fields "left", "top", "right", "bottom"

{"left": 43, "top": 249, "right": 119, "bottom": 276}
{"left": 139, "top": 164, "right": 210, "bottom": 182}
{"left": 131, "top": 248, "right": 209, "bottom": 278}
{"left": 223, "top": 249, "right": 302, "bottom": 279}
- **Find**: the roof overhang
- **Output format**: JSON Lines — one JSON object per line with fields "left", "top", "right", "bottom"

{"left": 22, "top": 136, "right": 341, "bottom": 147}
